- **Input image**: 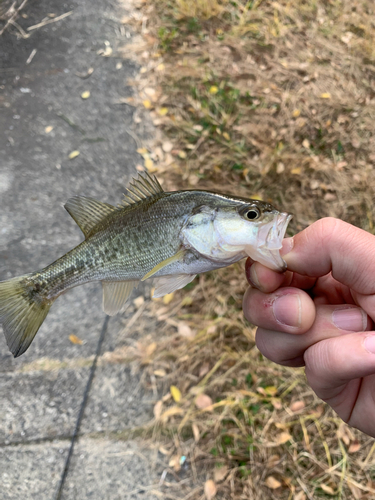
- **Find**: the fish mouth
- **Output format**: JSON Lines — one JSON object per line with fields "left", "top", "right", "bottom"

{"left": 245, "top": 212, "right": 293, "bottom": 272}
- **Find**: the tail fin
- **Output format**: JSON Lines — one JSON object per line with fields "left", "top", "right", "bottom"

{"left": 0, "top": 275, "right": 52, "bottom": 357}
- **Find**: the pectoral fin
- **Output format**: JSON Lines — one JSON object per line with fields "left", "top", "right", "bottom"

{"left": 141, "top": 249, "right": 186, "bottom": 281}
{"left": 102, "top": 280, "right": 138, "bottom": 316}
{"left": 153, "top": 274, "right": 196, "bottom": 298}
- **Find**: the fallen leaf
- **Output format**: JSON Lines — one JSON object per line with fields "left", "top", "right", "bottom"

{"left": 337, "top": 114, "right": 349, "bottom": 124}
{"left": 289, "top": 401, "right": 305, "bottom": 412}
{"left": 81, "top": 90, "right": 90, "bottom": 99}
{"left": 162, "top": 141, "right": 173, "bottom": 152}
{"left": 45, "top": 125, "right": 53, "bottom": 133}
{"left": 153, "top": 400, "right": 163, "bottom": 419}
{"left": 292, "top": 109, "right": 301, "bottom": 118}
{"left": 320, "top": 483, "right": 335, "bottom": 495}
{"left": 214, "top": 465, "right": 228, "bottom": 482}
{"left": 291, "top": 167, "right": 302, "bottom": 175}
{"left": 133, "top": 296, "right": 144, "bottom": 308}
{"left": 276, "top": 432, "right": 292, "bottom": 445}
{"left": 204, "top": 479, "right": 217, "bottom": 499}
{"left": 320, "top": 93, "right": 331, "bottom": 99}
{"left": 271, "top": 398, "right": 282, "bottom": 410}
{"left": 178, "top": 150, "right": 187, "bottom": 159}
{"left": 199, "top": 362, "right": 210, "bottom": 377}
{"left": 294, "top": 491, "right": 306, "bottom": 500}
{"left": 163, "top": 293, "right": 174, "bottom": 304}
{"left": 69, "top": 334, "right": 83, "bottom": 345}
{"left": 158, "top": 446, "right": 170, "bottom": 455}
{"left": 157, "top": 107, "right": 168, "bottom": 116}
{"left": 276, "top": 162, "right": 285, "bottom": 174}
{"left": 68, "top": 150, "right": 80, "bottom": 160}
{"left": 267, "top": 454, "right": 280, "bottom": 467}
{"left": 177, "top": 321, "right": 193, "bottom": 337}
{"left": 265, "top": 476, "right": 282, "bottom": 489}
{"left": 348, "top": 440, "right": 361, "bottom": 453}
{"left": 296, "top": 117, "right": 306, "bottom": 127}
{"left": 169, "top": 455, "right": 181, "bottom": 471}
{"left": 143, "top": 342, "right": 156, "bottom": 360}
{"left": 192, "top": 423, "right": 200, "bottom": 442}
{"left": 143, "top": 100, "right": 152, "bottom": 109}
{"left": 341, "top": 32, "right": 353, "bottom": 45}
{"left": 170, "top": 385, "right": 182, "bottom": 402}
{"left": 144, "top": 87, "right": 156, "bottom": 97}
{"left": 144, "top": 158, "right": 154, "bottom": 170}
{"left": 156, "top": 63, "right": 165, "bottom": 71}
{"left": 222, "top": 132, "right": 230, "bottom": 140}
{"left": 195, "top": 393, "right": 213, "bottom": 409}
{"left": 324, "top": 192, "right": 336, "bottom": 202}
{"left": 209, "top": 86, "right": 219, "bottom": 94}
{"left": 302, "top": 139, "right": 310, "bottom": 148}
{"left": 154, "top": 369, "right": 166, "bottom": 377}
{"left": 264, "top": 386, "right": 278, "bottom": 396}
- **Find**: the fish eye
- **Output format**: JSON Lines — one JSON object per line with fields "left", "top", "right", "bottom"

{"left": 244, "top": 207, "right": 260, "bottom": 220}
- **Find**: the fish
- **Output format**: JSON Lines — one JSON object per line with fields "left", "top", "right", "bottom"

{"left": 0, "top": 172, "right": 292, "bottom": 357}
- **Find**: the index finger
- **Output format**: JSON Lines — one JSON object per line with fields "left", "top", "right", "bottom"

{"left": 284, "top": 218, "right": 375, "bottom": 295}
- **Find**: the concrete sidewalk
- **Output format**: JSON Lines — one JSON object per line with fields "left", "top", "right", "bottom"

{"left": 0, "top": 1, "right": 164, "bottom": 498}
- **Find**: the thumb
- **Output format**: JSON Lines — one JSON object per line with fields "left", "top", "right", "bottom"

{"left": 283, "top": 218, "right": 375, "bottom": 295}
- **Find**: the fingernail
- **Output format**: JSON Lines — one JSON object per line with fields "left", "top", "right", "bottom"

{"left": 273, "top": 294, "right": 301, "bottom": 328}
{"left": 281, "top": 237, "right": 294, "bottom": 257}
{"left": 364, "top": 335, "right": 375, "bottom": 354}
{"left": 332, "top": 308, "right": 366, "bottom": 332}
{"left": 249, "top": 265, "right": 260, "bottom": 288}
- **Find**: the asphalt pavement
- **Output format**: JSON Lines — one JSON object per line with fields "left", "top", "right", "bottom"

{"left": 0, "top": 1, "right": 163, "bottom": 498}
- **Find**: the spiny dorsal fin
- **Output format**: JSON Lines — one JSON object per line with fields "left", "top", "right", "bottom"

{"left": 102, "top": 280, "right": 138, "bottom": 315}
{"left": 64, "top": 196, "right": 116, "bottom": 237}
{"left": 120, "top": 172, "right": 164, "bottom": 207}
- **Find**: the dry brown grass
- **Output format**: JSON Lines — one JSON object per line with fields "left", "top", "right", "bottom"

{"left": 0, "top": 0, "right": 28, "bottom": 35}
{"left": 120, "top": 0, "right": 375, "bottom": 498}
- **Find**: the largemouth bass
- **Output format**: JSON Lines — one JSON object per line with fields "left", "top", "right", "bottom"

{"left": 0, "top": 173, "right": 292, "bottom": 357}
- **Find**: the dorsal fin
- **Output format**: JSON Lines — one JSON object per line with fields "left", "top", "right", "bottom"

{"left": 64, "top": 196, "right": 116, "bottom": 237}
{"left": 120, "top": 172, "right": 164, "bottom": 207}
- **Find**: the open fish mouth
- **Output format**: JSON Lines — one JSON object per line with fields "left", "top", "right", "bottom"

{"left": 261, "top": 212, "right": 293, "bottom": 271}
{"left": 264, "top": 212, "right": 293, "bottom": 250}
{"left": 245, "top": 211, "right": 293, "bottom": 272}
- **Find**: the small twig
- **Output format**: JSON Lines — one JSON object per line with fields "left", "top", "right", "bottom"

{"left": 26, "top": 48, "right": 37, "bottom": 64}
{"left": 0, "top": 0, "right": 28, "bottom": 36}
{"left": 27, "top": 10, "right": 73, "bottom": 32}
{"left": 9, "top": 18, "right": 29, "bottom": 38}
{"left": 56, "top": 113, "right": 86, "bottom": 135}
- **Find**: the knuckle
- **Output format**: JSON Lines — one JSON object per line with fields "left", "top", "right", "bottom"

{"left": 255, "top": 329, "right": 304, "bottom": 366}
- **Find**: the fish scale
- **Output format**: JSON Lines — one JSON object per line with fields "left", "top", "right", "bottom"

{"left": 0, "top": 172, "right": 292, "bottom": 357}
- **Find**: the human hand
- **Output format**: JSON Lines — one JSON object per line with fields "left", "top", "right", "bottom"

{"left": 242, "top": 217, "right": 375, "bottom": 436}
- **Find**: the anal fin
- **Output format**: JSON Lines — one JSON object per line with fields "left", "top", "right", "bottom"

{"left": 102, "top": 280, "right": 138, "bottom": 316}
{"left": 153, "top": 274, "right": 196, "bottom": 298}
